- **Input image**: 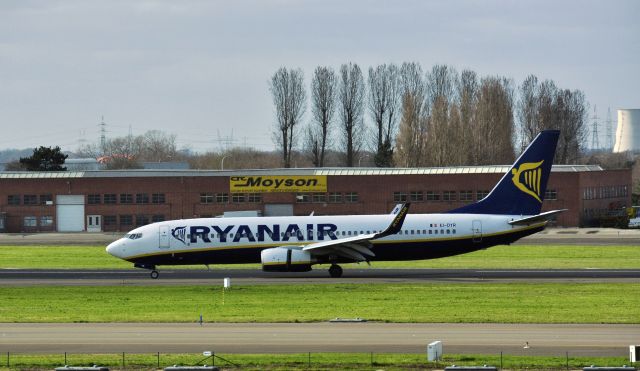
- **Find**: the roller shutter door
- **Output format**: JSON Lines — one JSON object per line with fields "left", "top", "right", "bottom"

{"left": 56, "top": 195, "right": 85, "bottom": 232}
{"left": 264, "top": 204, "right": 293, "bottom": 216}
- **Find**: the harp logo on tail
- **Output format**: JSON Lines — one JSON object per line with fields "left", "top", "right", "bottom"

{"left": 511, "top": 160, "right": 544, "bottom": 203}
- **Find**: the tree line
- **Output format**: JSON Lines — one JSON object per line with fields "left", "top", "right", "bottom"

{"left": 270, "top": 62, "right": 589, "bottom": 168}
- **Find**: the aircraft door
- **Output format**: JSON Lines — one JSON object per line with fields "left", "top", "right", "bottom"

{"left": 159, "top": 225, "right": 170, "bottom": 248}
{"left": 472, "top": 220, "right": 482, "bottom": 243}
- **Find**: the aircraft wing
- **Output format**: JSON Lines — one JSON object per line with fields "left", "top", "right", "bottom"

{"left": 508, "top": 209, "right": 568, "bottom": 226}
{"left": 302, "top": 203, "right": 410, "bottom": 262}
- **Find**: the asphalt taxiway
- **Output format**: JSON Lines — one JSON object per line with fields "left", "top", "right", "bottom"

{"left": 1, "top": 323, "right": 636, "bottom": 356}
{"left": 1, "top": 268, "right": 639, "bottom": 286}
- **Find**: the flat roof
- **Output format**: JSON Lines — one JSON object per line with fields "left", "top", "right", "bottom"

{"left": 0, "top": 164, "right": 605, "bottom": 179}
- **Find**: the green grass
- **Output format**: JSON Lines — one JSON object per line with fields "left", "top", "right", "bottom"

{"left": 1, "top": 283, "right": 638, "bottom": 323}
{"left": 0, "top": 244, "right": 638, "bottom": 269}
{"left": 0, "top": 352, "right": 630, "bottom": 370}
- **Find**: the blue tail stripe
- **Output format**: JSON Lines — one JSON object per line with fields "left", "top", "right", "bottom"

{"left": 448, "top": 130, "right": 560, "bottom": 215}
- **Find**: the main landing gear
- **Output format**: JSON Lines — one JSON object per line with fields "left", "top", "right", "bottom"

{"left": 328, "top": 264, "right": 343, "bottom": 278}
{"left": 150, "top": 270, "right": 159, "bottom": 279}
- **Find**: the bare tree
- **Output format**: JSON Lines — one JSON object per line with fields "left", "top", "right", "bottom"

{"left": 368, "top": 63, "right": 401, "bottom": 167}
{"left": 516, "top": 76, "right": 588, "bottom": 164}
{"left": 306, "top": 66, "right": 336, "bottom": 167}
{"left": 270, "top": 67, "right": 306, "bottom": 168}
{"left": 555, "top": 89, "right": 588, "bottom": 164}
{"left": 395, "top": 62, "right": 427, "bottom": 167}
{"left": 338, "top": 62, "right": 365, "bottom": 167}
{"left": 304, "top": 125, "right": 322, "bottom": 167}
{"left": 457, "top": 70, "right": 479, "bottom": 163}
{"left": 475, "top": 76, "right": 515, "bottom": 164}
{"left": 140, "top": 130, "right": 178, "bottom": 162}
{"left": 425, "top": 65, "right": 460, "bottom": 166}
{"left": 516, "top": 74, "right": 540, "bottom": 151}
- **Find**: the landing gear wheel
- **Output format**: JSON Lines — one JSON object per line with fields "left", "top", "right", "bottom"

{"left": 328, "top": 264, "right": 343, "bottom": 278}
{"left": 150, "top": 270, "right": 159, "bottom": 279}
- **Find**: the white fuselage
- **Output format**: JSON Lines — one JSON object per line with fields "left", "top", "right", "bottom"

{"left": 106, "top": 213, "right": 543, "bottom": 264}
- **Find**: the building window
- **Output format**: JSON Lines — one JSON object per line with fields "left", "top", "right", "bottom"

{"left": 345, "top": 192, "right": 359, "bottom": 203}
{"left": 544, "top": 189, "right": 557, "bottom": 200}
{"left": 200, "top": 193, "right": 214, "bottom": 204}
{"left": 104, "top": 215, "right": 117, "bottom": 226}
{"left": 23, "top": 195, "right": 38, "bottom": 205}
{"left": 152, "top": 193, "right": 165, "bottom": 204}
{"left": 216, "top": 193, "right": 229, "bottom": 203}
{"left": 460, "top": 190, "right": 473, "bottom": 202}
{"left": 136, "top": 215, "right": 149, "bottom": 226}
{"left": 426, "top": 191, "right": 440, "bottom": 201}
{"left": 476, "top": 190, "right": 490, "bottom": 200}
{"left": 120, "top": 215, "right": 133, "bottom": 226}
{"left": 23, "top": 216, "right": 37, "bottom": 227}
{"left": 232, "top": 193, "right": 245, "bottom": 203}
{"left": 410, "top": 191, "right": 423, "bottom": 202}
{"left": 40, "top": 216, "right": 54, "bottom": 227}
{"left": 152, "top": 215, "right": 165, "bottom": 223}
{"left": 248, "top": 193, "right": 261, "bottom": 203}
{"left": 104, "top": 194, "right": 117, "bottom": 204}
{"left": 393, "top": 192, "right": 407, "bottom": 202}
{"left": 296, "top": 193, "right": 310, "bottom": 203}
{"left": 443, "top": 191, "right": 457, "bottom": 201}
{"left": 328, "top": 192, "right": 342, "bottom": 203}
{"left": 120, "top": 194, "right": 133, "bottom": 204}
{"left": 40, "top": 194, "right": 52, "bottom": 205}
{"left": 312, "top": 193, "right": 326, "bottom": 203}
{"left": 88, "top": 194, "right": 101, "bottom": 204}
{"left": 8, "top": 195, "right": 20, "bottom": 205}
{"left": 136, "top": 193, "right": 149, "bottom": 204}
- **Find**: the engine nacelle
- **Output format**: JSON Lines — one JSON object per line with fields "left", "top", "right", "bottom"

{"left": 261, "top": 247, "right": 314, "bottom": 272}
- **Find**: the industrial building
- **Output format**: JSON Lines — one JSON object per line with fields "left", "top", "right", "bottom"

{"left": 0, "top": 164, "right": 631, "bottom": 233}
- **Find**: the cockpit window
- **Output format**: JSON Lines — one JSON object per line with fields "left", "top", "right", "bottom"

{"left": 125, "top": 233, "right": 143, "bottom": 240}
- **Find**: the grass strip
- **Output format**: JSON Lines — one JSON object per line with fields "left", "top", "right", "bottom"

{"left": 0, "top": 283, "right": 638, "bottom": 323}
{"left": 0, "top": 352, "right": 630, "bottom": 370}
{"left": 1, "top": 244, "right": 639, "bottom": 269}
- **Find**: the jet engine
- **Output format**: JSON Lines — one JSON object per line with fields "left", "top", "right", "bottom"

{"left": 261, "top": 247, "right": 314, "bottom": 272}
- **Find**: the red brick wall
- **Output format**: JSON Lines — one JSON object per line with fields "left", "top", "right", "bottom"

{"left": 0, "top": 169, "right": 632, "bottom": 232}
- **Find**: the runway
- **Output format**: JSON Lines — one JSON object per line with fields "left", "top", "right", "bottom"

{"left": 0, "top": 323, "right": 636, "bottom": 356}
{"left": 1, "top": 268, "right": 639, "bottom": 285}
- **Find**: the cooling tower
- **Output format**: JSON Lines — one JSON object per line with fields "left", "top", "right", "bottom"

{"left": 613, "top": 109, "right": 640, "bottom": 153}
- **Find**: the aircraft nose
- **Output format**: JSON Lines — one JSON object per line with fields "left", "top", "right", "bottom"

{"left": 106, "top": 239, "right": 124, "bottom": 258}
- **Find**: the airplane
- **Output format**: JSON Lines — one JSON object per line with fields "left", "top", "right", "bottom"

{"left": 106, "top": 130, "right": 564, "bottom": 279}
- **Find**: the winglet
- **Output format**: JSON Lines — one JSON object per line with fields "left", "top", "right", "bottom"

{"left": 390, "top": 204, "right": 403, "bottom": 215}
{"left": 376, "top": 203, "right": 410, "bottom": 238}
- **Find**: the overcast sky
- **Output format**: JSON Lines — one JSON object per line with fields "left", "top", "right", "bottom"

{"left": 1, "top": 0, "right": 638, "bottom": 153}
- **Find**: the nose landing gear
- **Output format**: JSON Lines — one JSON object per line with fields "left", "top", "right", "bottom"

{"left": 134, "top": 263, "right": 159, "bottom": 279}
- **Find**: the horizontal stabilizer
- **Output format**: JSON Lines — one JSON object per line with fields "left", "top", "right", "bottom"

{"left": 508, "top": 209, "right": 567, "bottom": 226}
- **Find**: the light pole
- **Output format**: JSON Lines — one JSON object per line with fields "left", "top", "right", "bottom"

{"left": 358, "top": 154, "right": 370, "bottom": 167}
{"left": 221, "top": 155, "right": 232, "bottom": 170}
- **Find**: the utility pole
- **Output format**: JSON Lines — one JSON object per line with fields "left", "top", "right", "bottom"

{"left": 606, "top": 107, "right": 613, "bottom": 150}
{"left": 100, "top": 115, "right": 107, "bottom": 153}
{"left": 590, "top": 106, "right": 600, "bottom": 150}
